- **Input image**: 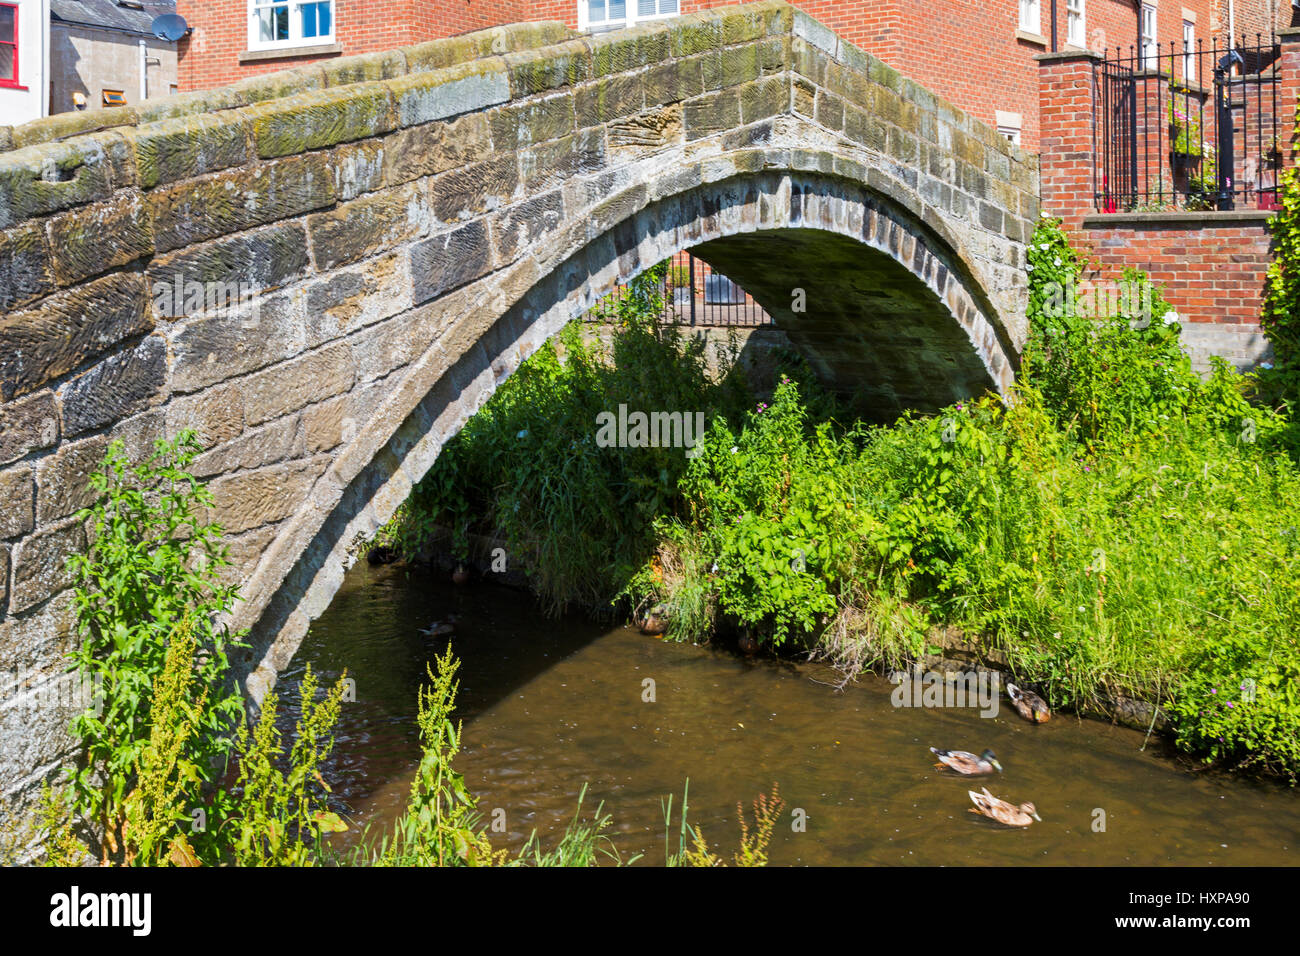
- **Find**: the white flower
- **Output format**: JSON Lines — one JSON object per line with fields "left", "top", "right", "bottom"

{"left": 1162, "top": 311, "right": 1179, "bottom": 326}
{"left": 1039, "top": 243, "right": 1050, "bottom": 251}
{"left": 1026, "top": 264, "right": 1035, "bottom": 272}
{"left": 730, "top": 446, "right": 738, "bottom": 454}
{"left": 1053, "top": 257, "right": 1062, "bottom": 267}
{"left": 1261, "top": 362, "right": 1274, "bottom": 370}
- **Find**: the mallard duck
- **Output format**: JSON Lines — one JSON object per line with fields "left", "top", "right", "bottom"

{"left": 418, "top": 614, "right": 457, "bottom": 638}
{"left": 930, "top": 747, "right": 1002, "bottom": 775}
{"left": 737, "top": 628, "right": 759, "bottom": 657}
{"left": 639, "top": 604, "right": 669, "bottom": 635}
{"left": 451, "top": 565, "right": 470, "bottom": 586}
{"left": 968, "top": 787, "right": 1041, "bottom": 827}
{"left": 1007, "top": 683, "right": 1051, "bottom": 723}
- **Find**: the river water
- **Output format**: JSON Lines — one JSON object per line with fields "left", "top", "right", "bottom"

{"left": 278, "top": 562, "right": 1300, "bottom": 866}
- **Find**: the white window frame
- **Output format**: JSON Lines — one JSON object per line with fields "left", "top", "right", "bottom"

{"left": 578, "top": 0, "right": 679, "bottom": 33}
{"left": 1066, "top": 0, "right": 1086, "bottom": 48}
{"left": 247, "top": 0, "right": 335, "bottom": 52}
{"left": 1018, "top": 0, "right": 1041, "bottom": 34}
{"left": 1140, "top": 4, "right": 1158, "bottom": 68}
{"left": 1182, "top": 19, "right": 1196, "bottom": 82}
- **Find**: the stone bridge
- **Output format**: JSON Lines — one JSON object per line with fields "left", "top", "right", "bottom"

{"left": 0, "top": 1, "right": 1036, "bottom": 812}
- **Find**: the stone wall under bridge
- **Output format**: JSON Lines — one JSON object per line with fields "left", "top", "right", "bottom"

{"left": 0, "top": 1, "right": 1035, "bottom": 825}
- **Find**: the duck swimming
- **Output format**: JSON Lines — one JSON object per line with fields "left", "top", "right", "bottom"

{"left": 419, "top": 615, "right": 458, "bottom": 638}
{"left": 930, "top": 747, "right": 1002, "bottom": 775}
{"left": 968, "top": 787, "right": 1041, "bottom": 827}
{"left": 1007, "top": 683, "right": 1051, "bottom": 723}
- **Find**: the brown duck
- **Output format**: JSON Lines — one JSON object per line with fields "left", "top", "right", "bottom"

{"left": 930, "top": 747, "right": 1002, "bottom": 775}
{"left": 968, "top": 787, "right": 1041, "bottom": 827}
{"left": 1007, "top": 683, "right": 1051, "bottom": 723}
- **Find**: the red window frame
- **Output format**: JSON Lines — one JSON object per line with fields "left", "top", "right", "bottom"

{"left": 0, "top": 2, "right": 19, "bottom": 90}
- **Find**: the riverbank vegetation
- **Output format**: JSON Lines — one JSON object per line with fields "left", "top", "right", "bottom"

{"left": 381, "top": 218, "right": 1300, "bottom": 781}
{"left": 9, "top": 439, "right": 763, "bottom": 865}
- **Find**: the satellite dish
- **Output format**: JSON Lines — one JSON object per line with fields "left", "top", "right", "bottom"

{"left": 151, "top": 13, "right": 189, "bottom": 42}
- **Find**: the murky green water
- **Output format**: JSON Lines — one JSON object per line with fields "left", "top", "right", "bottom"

{"left": 280, "top": 562, "right": 1300, "bottom": 866}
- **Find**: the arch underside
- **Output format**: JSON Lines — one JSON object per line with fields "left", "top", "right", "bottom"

{"left": 235, "top": 168, "right": 1020, "bottom": 700}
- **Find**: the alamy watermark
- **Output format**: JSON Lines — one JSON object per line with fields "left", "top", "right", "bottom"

{"left": 0, "top": 666, "right": 103, "bottom": 720}
{"left": 888, "top": 666, "right": 1001, "bottom": 718}
{"left": 595, "top": 404, "right": 708, "bottom": 458}
{"left": 152, "top": 276, "right": 260, "bottom": 322}
{"left": 1038, "top": 276, "right": 1178, "bottom": 330}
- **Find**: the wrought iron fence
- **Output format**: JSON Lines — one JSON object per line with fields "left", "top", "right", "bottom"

{"left": 589, "top": 251, "right": 773, "bottom": 327}
{"left": 1093, "top": 34, "right": 1282, "bottom": 213}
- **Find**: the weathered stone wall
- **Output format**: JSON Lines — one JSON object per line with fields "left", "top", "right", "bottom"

{"left": 0, "top": 1, "right": 1035, "bottom": 828}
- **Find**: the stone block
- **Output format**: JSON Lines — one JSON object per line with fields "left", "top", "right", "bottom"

{"left": 431, "top": 157, "right": 519, "bottom": 223}
{"left": 382, "top": 112, "right": 491, "bottom": 186}
{"left": 0, "top": 139, "right": 115, "bottom": 229}
{"left": 47, "top": 192, "right": 155, "bottom": 285}
{"left": 411, "top": 221, "right": 494, "bottom": 304}
{"left": 169, "top": 292, "right": 304, "bottom": 393}
{"left": 490, "top": 93, "right": 575, "bottom": 150}
{"left": 146, "top": 222, "right": 310, "bottom": 299}
{"left": 0, "top": 272, "right": 152, "bottom": 401}
{"left": 148, "top": 152, "right": 335, "bottom": 253}
{"left": 165, "top": 383, "right": 245, "bottom": 450}
{"left": 206, "top": 456, "right": 330, "bottom": 535}
{"left": 387, "top": 59, "right": 511, "bottom": 128}
{"left": 0, "top": 221, "right": 54, "bottom": 311}
{"left": 247, "top": 83, "right": 395, "bottom": 159}
{"left": 9, "top": 520, "right": 85, "bottom": 614}
{"left": 34, "top": 437, "right": 107, "bottom": 525}
{"left": 240, "top": 342, "right": 356, "bottom": 427}
{"left": 131, "top": 112, "right": 252, "bottom": 189}
{"left": 0, "top": 464, "right": 34, "bottom": 539}
{"left": 309, "top": 181, "right": 430, "bottom": 270}
{"left": 59, "top": 335, "right": 168, "bottom": 438}
{"left": 0, "top": 390, "right": 58, "bottom": 466}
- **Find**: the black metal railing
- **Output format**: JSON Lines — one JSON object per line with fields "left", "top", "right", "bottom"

{"left": 1093, "top": 34, "right": 1282, "bottom": 213}
{"left": 589, "top": 252, "right": 773, "bottom": 327}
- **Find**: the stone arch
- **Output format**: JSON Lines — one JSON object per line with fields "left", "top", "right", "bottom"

{"left": 233, "top": 161, "right": 1020, "bottom": 699}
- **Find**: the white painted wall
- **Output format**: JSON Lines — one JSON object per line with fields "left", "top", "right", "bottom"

{"left": 0, "top": 0, "right": 50, "bottom": 125}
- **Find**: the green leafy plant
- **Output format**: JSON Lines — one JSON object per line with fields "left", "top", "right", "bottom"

{"left": 65, "top": 432, "right": 247, "bottom": 863}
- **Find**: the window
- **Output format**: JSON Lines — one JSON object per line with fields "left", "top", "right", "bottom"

{"left": 1140, "top": 4, "right": 1157, "bottom": 68}
{"left": 1066, "top": 0, "right": 1085, "bottom": 47}
{"left": 1182, "top": 19, "right": 1195, "bottom": 82}
{"left": 102, "top": 89, "right": 127, "bottom": 107}
{"left": 0, "top": 3, "right": 18, "bottom": 88}
{"left": 1019, "top": 0, "right": 1041, "bottom": 34}
{"left": 580, "top": 0, "right": 678, "bottom": 32}
{"left": 248, "top": 0, "right": 334, "bottom": 51}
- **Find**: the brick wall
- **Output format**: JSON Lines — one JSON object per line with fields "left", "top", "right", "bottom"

{"left": 1080, "top": 213, "right": 1275, "bottom": 366}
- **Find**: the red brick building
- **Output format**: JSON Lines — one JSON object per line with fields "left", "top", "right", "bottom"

{"left": 176, "top": 1, "right": 1284, "bottom": 150}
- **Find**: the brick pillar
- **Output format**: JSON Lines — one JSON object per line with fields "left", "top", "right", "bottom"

{"left": 1279, "top": 28, "right": 1300, "bottom": 166}
{"left": 1037, "top": 49, "right": 1102, "bottom": 233}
